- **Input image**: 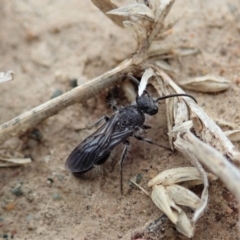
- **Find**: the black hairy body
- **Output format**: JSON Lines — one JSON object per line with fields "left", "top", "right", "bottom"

{"left": 65, "top": 82, "right": 197, "bottom": 191}
{"left": 66, "top": 105, "right": 145, "bottom": 177}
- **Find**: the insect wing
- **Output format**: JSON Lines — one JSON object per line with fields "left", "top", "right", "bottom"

{"left": 108, "top": 128, "right": 134, "bottom": 150}
{"left": 65, "top": 115, "right": 118, "bottom": 174}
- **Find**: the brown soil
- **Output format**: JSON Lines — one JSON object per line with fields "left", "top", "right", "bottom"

{"left": 1, "top": 0, "right": 240, "bottom": 239}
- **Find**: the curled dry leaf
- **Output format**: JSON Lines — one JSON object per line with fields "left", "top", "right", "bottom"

{"left": 0, "top": 71, "right": 14, "bottom": 83}
{"left": 173, "top": 131, "right": 240, "bottom": 204}
{"left": 138, "top": 67, "right": 155, "bottom": 96}
{"left": 108, "top": 3, "right": 155, "bottom": 22}
{"left": 166, "top": 184, "right": 201, "bottom": 209}
{"left": 181, "top": 171, "right": 218, "bottom": 189}
{"left": 178, "top": 75, "right": 230, "bottom": 93}
{"left": 108, "top": 0, "right": 174, "bottom": 63}
{"left": 153, "top": 60, "right": 178, "bottom": 73}
{"left": 108, "top": 3, "right": 154, "bottom": 49}
{"left": 151, "top": 185, "right": 180, "bottom": 224}
{"left": 147, "top": 44, "right": 199, "bottom": 60}
{"left": 225, "top": 130, "right": 240, "bottom": 142}
{"left": 175, "top": 210, "right": 195, "bottom": 238}
{"left": 147, "top": 66, "right": 240, "bottom": 197}
{"left": 214, "top": 118, "right": 240, "bottom": 130}
{"left": 149, "top": 67, "right": 240, "bottom": 162}
{"left": 91, "top": 0, "right": 124, "bottom": 27}
{"left": 141, "top": 66, "right": 240, "bottom": 236}
{"left": 148, "top": 167, "right": 202, "bottom": 187}
{"left": 149, "top": 167, "right": 206, "bottom": 238}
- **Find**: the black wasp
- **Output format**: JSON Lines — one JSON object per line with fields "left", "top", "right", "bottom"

{"left": 65, "top": 76, "right": 197, "bottom": 192}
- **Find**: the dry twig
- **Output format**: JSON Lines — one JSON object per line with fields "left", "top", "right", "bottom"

{"left": 0, "top": 59, "right": 134, "bottom": 144}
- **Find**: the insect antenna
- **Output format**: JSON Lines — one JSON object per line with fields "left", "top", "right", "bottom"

{"left": 156, "top": 93, "right": 197, "bottom": 103}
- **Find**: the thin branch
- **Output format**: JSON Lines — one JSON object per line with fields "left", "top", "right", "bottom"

{"left": 0, "top": 59, "right": 134, "bottom": 144}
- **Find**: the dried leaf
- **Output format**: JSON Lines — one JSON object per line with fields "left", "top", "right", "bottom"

{"left": 139, "top": 68, "right": 155, "bottom": 96}
{"left": 214, "top": 118, "right": 240, "bottom": 130}
{"left": 0, "top": 71, "right": 14, "bottom": 83}
{"left": 151, "top": 185, "right": 195, "bottom": 238}
{"left": 179, "top": 75, "right": 230, "bottom": 93}
{"left": 107, "top": 3, "right": 155, "bottom": 22}
{"left": 225, "top": 130, "right": 240, "bottom": 141}
{"left": 91, "top": 0, "right": 124, "bottom": 27}
{"left": 147, "top": 43, "right": 175, "bottom": 58}
{"left": 174, "top": 131, "right": 240, "bottom": 206}
{"left": 166, "top": 184, "right": 201, "bottom": 209}
{"left": 181, "top": 172, "right": 218, "bottom": 189}
{"left": 154, "top": 60, "right": 178, "bottom": 73}
{"left": 147, "top": 44, "right": 198, "bottom": 59}
{"left": 148, "top": 167, "right": 202, "bottom": 187}
{"left": 175, "top": 210, "right": 195, "bottom": 238}
{"left": 123, "top": 21, "right": 147, "bottom": 47}
{"left": 150, "top": 67, "right": 240, "bottom": 162}
{"left": 173, "top": 47, "right": 199, "bottom": 56}
{"left": 151, "top": 185, "right": 180, "bottom": 224}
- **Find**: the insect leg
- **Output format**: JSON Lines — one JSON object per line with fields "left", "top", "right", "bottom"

{"left": 76, "top": 116, "right": 109, "bottom": 131}
{"left": 134, "top": 134, "right": 172, "bottom": 151}
{"left": 120, "top": 140, "right": 130, "bottom": 194}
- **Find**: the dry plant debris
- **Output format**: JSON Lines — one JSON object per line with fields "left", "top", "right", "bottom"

{"left": 1, "top": 0, "right": 240, "bottom": 238}
{"left": 91, "top": 0, "right": 125, "bottom": 27}
{"left": 0, "top": 157, "right": 31, "bottom": 167}
{"left": 148, "top": 167, "right": 210, "bottom": 238}
{"left": 178, "top": 75, "right": 230, "bottom": 93}
{"left": 0, "top": 71, "right": 14, "bottom": 84}
{"left": 225, "top": 130, "right": 240, "bottom": 142}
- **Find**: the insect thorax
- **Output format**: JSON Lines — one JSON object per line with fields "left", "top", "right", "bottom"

{"left": 115, "top": 106, "right": 145, "bottom": 131}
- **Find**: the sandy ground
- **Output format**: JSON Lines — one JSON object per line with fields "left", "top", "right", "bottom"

{"left": 1, "top": 0, "right": 240, "bottom": 239}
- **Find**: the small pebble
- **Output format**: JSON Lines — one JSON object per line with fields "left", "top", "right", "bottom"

{"left": 25, "top": 191, "right": 35, "bottom": 202}
{"left": 27, "top": 222, "right": 37, "bottom": 231}
{"left": 11, "top": 184, "right": 23, "bottom": 196}
{"left": 52, "top": 192, "right": 62, "bottom": 201}
{"left": 47, "top": 178, "right": 54, "bottom": 185}
{"left": 2, "top": 234, "right": 8, "bottom": 239}
{"left": 56, "top": 174, "right": 64, "bottom": 181}
{"left": 69, "top": 79, "right": 78, "bottom": 88}
{"left": 129, "top": 173, "right": 143, "bottom": 187}
{"left": 135, "top": 173, "right": 143, "bottom": 184}
{"left": 26, "top": 214, "right": 34, "bottom": 222}
{"left": 44, "top": 155, "right": 51, "bottom": 163}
